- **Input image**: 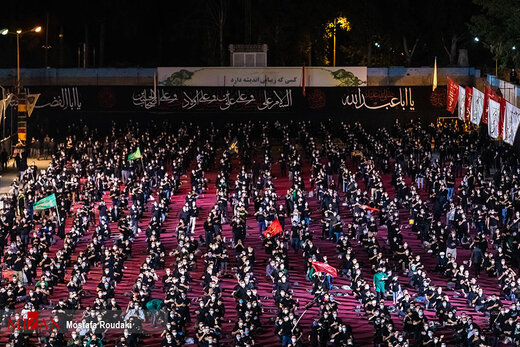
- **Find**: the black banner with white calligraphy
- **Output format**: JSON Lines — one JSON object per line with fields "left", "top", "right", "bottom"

{"left": 5, "top": 86, "right": 449, "bottom": 122}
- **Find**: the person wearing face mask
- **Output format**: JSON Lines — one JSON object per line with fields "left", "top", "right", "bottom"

{"left": 9, "top": 329, "right": 26, "bottom": 346}
{"left": 411, "top": 309, "right": 427, "bottom": 339}
{"left": 330, "top": 323, "right": 352, "bottom": 346}
{"left": 278, "top": 313, "right": 293, "bottom": 346}
{"left": 107, "top": 297, "right": 121, "bottom": 318}
{"left": 286, "top": 334, "right": 303, "bottom": 347}
{"left": 502, "top": 317, "right": 516, "bottom": 344}
{"left": 434, "top": 252, "right": 448, "bottom": 273}
{"left": 420, "top": 326, "right": 434, "bottom": 345}
{"left": 68, "top": 331, "right": 83, "bottom": 347}
{"left": 196, "top": 324, "right": 215, "bottom": 347}
{"left": 446, "top": 232, "right": 458, "bottom": 260}
{"left": 373, "top": 267, "right": 389, "bottom": 302}
{"left": 161, "top": 332, "right": 176, "bottom": 347}
{"left": 232, "top": 318, "right": 248, "bottom": 337}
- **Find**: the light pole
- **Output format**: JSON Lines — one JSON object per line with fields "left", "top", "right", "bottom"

{"left": 1, "top": 26, "right": 41, "bottom": 146}
{"left": 326, "top": 16, "right": 350, "bottom": 67}
{"left": 1, "top": 26, "right": 42, "bottom": 94}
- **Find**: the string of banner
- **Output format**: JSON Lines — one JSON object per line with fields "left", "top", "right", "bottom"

{"left": 445, "top": 77, "right": 520, "bottom": 145}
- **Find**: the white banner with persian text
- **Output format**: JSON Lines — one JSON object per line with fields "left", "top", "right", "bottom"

{"left": 471, "top": 87, "right": 484, "bottom": 125}
{"left": 457, "top": 85, "right": 465, "bottom": 121}
{"left": 504, "top": 102, "right": 520, "bottom": 145}
{"left": 157, "top": 67, "right": 367, "bottom": 87}
{"left": 487, "top": 99, "right": 501, "bottom": 138}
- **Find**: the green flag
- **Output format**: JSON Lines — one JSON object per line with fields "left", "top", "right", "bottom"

{"left": 128, "top": 147, "right": 142, "bottom": 161}
{"left": 33, "top": 194, "right": 57, "bottom": 211}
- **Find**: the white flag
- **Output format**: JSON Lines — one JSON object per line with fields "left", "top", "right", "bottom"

{"left": 0, "top": 94, "right": 12, "bottom": 125}
{"left": 504, "top": 102, "right": 520, "bottom": 145}
{"left": 457, "top": 86, "right": 465, "bottom": 121}
{"left": 487, "top": 99, "right": 501, "bottom": 138}
{"left": 26, "top": 94, "right": 40, "bottom": 117}
{"left": 471, "top": 87, "right": 484, "bottom": 125}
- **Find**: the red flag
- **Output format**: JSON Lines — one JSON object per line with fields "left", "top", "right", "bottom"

{"left": 464, "top": 86, "right": 473, "bottom": 121}
{"left": 446, "top": 78, "right": 459, "bottom": 114}
{"left": 312, "top": 261, "right": 338, "bottom": 277}
{"left": 500, "top": 98, "right": 507, "bottom": 137}
{"left": 482, "top": 86, "right": 500, "bottom": 124}
{"left": 263, "top": 218, "right": 283, "bottom": 238}
{"left": 360, "top": 204, "right": 380, "bottom": 213}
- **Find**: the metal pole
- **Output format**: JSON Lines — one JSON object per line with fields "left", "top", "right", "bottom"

{"left": 10, "top": 105, "right": 13, "bottom": 155}
{"left": 16, "top": 33, "right": 20, "bottom": 94}
{"left": 83, "top": 42, "right": 86, "bottom": 68}
{"left": 333, "top": 25, "right": 336, "bottom": 67}
{"left": 1, "top": 86, "right": 4, "bottom": 139}
{"left": 44, "top": 12, "right": 49, "bottom": 67}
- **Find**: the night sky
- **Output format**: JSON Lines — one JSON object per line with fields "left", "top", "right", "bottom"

{"left": 0, "top": 0, "right": 496, "bottom": 70}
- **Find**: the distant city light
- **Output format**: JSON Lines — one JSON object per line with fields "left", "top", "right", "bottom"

{"left": 474, "top": 37, "right": 479, "bottom": 42}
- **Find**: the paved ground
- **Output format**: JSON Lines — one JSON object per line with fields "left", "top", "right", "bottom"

{"left": 0, "top": 158, "right": 51, "bottom": 194}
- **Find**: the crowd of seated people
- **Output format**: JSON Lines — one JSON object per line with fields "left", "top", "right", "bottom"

{"left": 1, "top": 118, "right": 520, "bottom": 347}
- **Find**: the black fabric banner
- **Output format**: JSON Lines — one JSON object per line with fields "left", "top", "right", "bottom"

{"left": 6, "top": 85, "right": 449, "bottom": 121}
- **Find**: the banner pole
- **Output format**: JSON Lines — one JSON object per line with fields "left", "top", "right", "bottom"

{"left": 55, "top": 205, "right": 61, "bottom": 226}
{"left": 292, "top": 309, "right": 308, "bottom": 332}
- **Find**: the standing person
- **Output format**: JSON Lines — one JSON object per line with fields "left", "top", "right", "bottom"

{"left": 391, "top": 276, "right": 402, "bottom": 305}
{"left": 290, "top": 223, "right": 301, "bottom": 253}
{"left": 446, "top": 173, "right": 455, "bottom": 201}
{"left": 0, "top": 147, "right": 8, "bottom": 171}
{"left": 34, "top": 137, "right": 41, "bottom": 160}
{"left": 18, "top": 149, "right": 28, "bottom": 182}
{"left": 470, "top": 242, "right": 484, "bottom": 278}
{"left": 446, "top": 231, "right": 458, "bottom": 260}
{"left": 29, "top": 138, "right": 36, "bottom": 158}
{"left": 373, "top": 267, "right": 389, "bottom": 301}
{"left": 255, "top": 207, "right": 266, "bottom": 236}
{"left": 416, "top": 165, "right": 425, "bottom": 190}
{"left": 277, "top": 205, "right": 287, "bottom": 231}
{"left": 279, "top": 153, "right": 287, "bottom": 177}
{"left": 49, "top": 138, "right": 56, "bottom": 156}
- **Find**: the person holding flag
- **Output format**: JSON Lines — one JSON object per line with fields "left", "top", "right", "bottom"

{"left": 33, "top": 193, "right": 57, "bottom": 211}
{"left": 311, "top": 259, "right": 337, "bottom": 292}
{"left": 263, "top": 218, "right": 283, "bottom": 238}
{"left": 227, "top": 138, "right": 239, "bottom": 156}
{"left": 128, "top": 147, "right": 142, "bottom": 161}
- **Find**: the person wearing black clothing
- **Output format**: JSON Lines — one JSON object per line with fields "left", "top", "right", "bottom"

{"left": 446, "top": 232, "right": 458, "bottom": 260}
{"left": 279, "top": 153, "right": 287, "bottom": 177}
{"left": 470, "top": 243, "right": 484, "bottom": 277}
{"left": 0, "top": 148, "right": 8, "bottom": 171}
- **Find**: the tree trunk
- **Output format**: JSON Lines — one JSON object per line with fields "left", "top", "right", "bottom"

{"left": 367, "top": 41, "right": 372, "bottom": 67}
{"left": 84, "top": 24, "right": 89, "bottom": 68}
{"left": 449, "top": 34, "right": 458, "bottom": 66}
{"left": 219, "top": 14, "right": 224, "bottom": 66}
{"left": 402, "top": 36, "right": 418, "bottom": 66}
{"left": 208, "top": 0, "right": 228, "bottom": 66}
{"left": 99, "top": 23, "right": 105, "bottom": 67}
